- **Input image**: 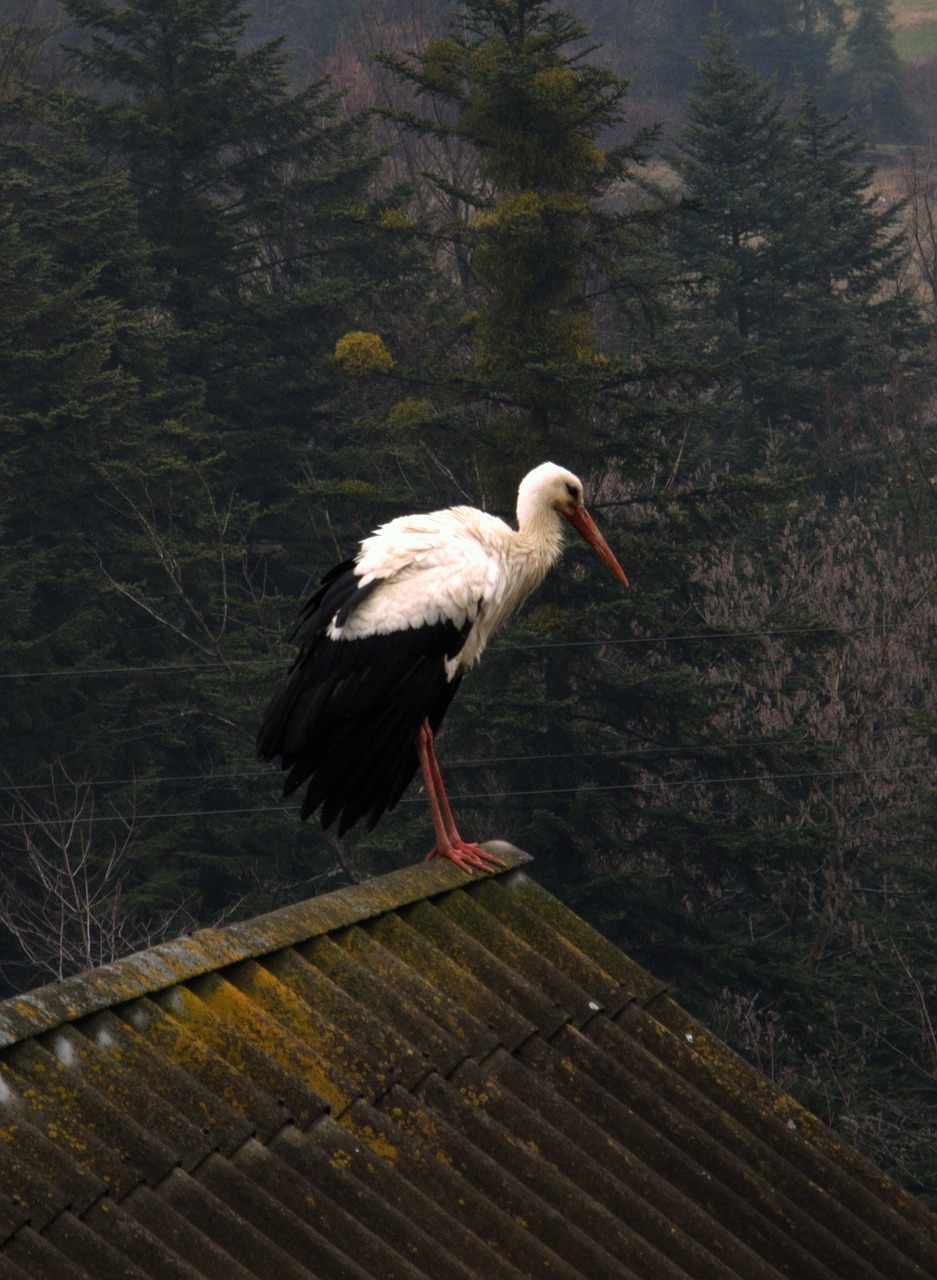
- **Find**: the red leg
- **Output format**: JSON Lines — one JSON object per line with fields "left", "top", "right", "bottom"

{"left": 415, "top": 720, "right": 505, "bottom": 874}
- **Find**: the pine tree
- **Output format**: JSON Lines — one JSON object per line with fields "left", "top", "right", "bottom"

{"left": 63, "top": 0, "right": 392, "bottom": 497}
{"left": 838, "top": 0, "right": 916, "bottom": 143}
{"left": 376, "top": 1, "right": 805, "bottom": 936}
{"left": 0, "top": 13, "right": 437, "bottom": 964}
{"left": 619, "top": 0, "right": 845, "bottom": 104}
{"left": 660, "top": 25, "right": 937, "bottom": 1199}
{"left": 0, "top": 89, "right": 166, "bottom": 769}
{"left": 670, "top": 23, "right": 921, "bottom": 480}
{"left": 379, "top": 0, "right": 667, "bottom": 480}
{"left": 669, "top": 25, "right": 791, "bottom": 455}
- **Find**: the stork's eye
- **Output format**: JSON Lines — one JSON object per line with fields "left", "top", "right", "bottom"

{"left": 565, "top": 482, "right": 579, "bottom": 500}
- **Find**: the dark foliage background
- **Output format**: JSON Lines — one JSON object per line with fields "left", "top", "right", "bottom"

{"left": 1, "top": 0, "right": 935, "bottom": 1205}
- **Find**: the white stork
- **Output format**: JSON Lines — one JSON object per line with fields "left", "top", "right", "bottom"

{"left": 257, "top": 462, "right": 628, "bottom": 872}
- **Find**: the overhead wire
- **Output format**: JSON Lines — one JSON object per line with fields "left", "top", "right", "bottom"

{"left": 0, "top": 761, "right": 932, "bottom": 830}
{"left": 0, "top": 735, "right": 896, "bottom": 796}
{"left": 0, "top": 657, "right": 275, "bottom": 680}
{"left": 3, "top": 623, "right": 932, "bottom": 823}
{"left": 0, "top": 620, "right": 920, "bottom": 682}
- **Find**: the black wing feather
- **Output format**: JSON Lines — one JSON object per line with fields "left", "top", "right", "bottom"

{"left": 257, "top": 561, "right": 471, "bottom": 835}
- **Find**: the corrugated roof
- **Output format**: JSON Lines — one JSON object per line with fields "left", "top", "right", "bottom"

{"left": 0, "top": 842, "right": 933, "bottom": 1279}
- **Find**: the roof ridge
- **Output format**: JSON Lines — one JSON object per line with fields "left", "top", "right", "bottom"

{"left": 0, "top": 842, "right": 532, "bottom": 1049}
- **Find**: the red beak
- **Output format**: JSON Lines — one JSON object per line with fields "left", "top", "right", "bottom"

{"left": 565, "top": 506, "right": 629, "bottom": 586}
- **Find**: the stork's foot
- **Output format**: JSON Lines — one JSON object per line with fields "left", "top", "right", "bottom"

{"left": 426, "top": 840, "right": 507, "bottom": 875}
{"left": 415, "top": 717, "right": 505, "bottom": 874}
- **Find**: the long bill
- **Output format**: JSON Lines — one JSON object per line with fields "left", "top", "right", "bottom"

{"left": 565, "top": 507, "right": 629, "bottom": 586}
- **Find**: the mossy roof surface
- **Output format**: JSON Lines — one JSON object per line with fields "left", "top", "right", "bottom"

{"left": 0, "top": 842, "right": 934, "bottom": 1279}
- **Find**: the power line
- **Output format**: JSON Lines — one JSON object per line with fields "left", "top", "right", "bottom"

{"left": 0, "top": 805, "right": 288, "bottom": 830}
{"left": 496, "top": 624, "right": 875, "bottom": 651}
{"left": 0, "top": 762, "right": 932, "bottom": 830}
{"left": 442, "top": 762, "right": 937, "bottom": 804}
{"left": 0, "top": 737, "right": 876, "bottom": 796}
{"left": 0, "top": 770, "right": 269, "bottom": 795}
{"left": 0, "top": 621, "right": 919, "bottom": 682}
{"left": 0, "top": 657, "right": 278, "bottom": 681}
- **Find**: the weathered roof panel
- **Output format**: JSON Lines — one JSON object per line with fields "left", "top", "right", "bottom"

{"left": 0, "top": 842, "right": 933, "bottom": 1278}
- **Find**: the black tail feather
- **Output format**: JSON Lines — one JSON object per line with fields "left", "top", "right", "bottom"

{"left": 257, "top": 561, "right": 471, "bottom": 837}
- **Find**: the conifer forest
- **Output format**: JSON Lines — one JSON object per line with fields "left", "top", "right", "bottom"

{"left": 2, "top": 0, "right": 937, "bottom": 1203}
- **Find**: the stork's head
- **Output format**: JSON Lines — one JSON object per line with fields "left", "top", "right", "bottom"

{"left": 517, "top": 463, "right": 629, "bottom": 585}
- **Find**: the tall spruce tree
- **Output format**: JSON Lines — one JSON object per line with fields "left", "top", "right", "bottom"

{"left": 670, "top": 23, "right": 920, "bottom": 481}
{"left": 0, "top": 89, "right": 170, "bottom": 775}
{"left": 63, "top": 0, "right": 392, "bottom": 498}
{"left": 375, "top": 0, "right": 802, "bottom": 943}
{"left": 0, "top": 88, "right": 212, "bottom": 986}
{"left": 838, "top": 0, "right": 916, "bottom": 143}
{"left": 379, "top": 0, "right": 668, "bottom": 479}
{"left": 613, "top": 0, "right": 844, "bottom": 104}
{"left": 0, "top": 2, "right": 440, "bottom": 973}
{"left": 663, "top": 24, "right": 937, "bottom": 1200}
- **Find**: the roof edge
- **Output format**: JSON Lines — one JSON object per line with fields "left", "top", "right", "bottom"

{"left": 0, "top": 842, "right": 532, "bottom": 1049}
